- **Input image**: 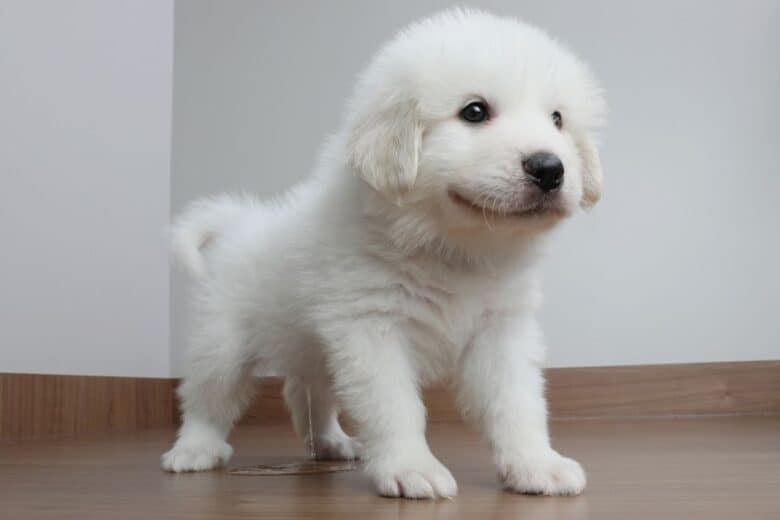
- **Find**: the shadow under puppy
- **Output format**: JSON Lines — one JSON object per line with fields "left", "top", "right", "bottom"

{"left": 163, "top": 8, "right": 605, "bottom": 499}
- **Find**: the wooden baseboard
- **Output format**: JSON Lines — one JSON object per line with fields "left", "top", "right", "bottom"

{"left": 240, "top": 360, "right": 780, "bottom": 424}
{"left": 0, "top": 374, "right": 176, "bottom": 442}
{"left": 545, "top": 361, "right": 780, "bottom": 419}
{"left": 2, "top": 360, "right": 778, "bottom": 441}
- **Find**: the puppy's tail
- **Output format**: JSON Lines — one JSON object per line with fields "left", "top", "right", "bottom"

{"left": 170, "top": 194, "right": 250, "bottom": 278}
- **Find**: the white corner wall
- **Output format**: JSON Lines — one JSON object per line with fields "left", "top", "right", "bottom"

{"left": 1, "top": 1, "right": 777, "bottom": 378}
{"left": 170, "top": 0, "right": 780, "bottom": 373}
{"left": 0, "top": 1, "right": 173, "bottom": 377}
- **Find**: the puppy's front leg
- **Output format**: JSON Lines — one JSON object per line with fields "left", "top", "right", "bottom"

{"left": 325, "top": 324, "right": 457, "bottom": 499}
{"left": 456, "top": 315, "right": 586, "bottom": 496}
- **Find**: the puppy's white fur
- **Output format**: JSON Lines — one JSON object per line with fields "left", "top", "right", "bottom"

{"left": 162, "top": 9, "right": 605, "bottom": 500}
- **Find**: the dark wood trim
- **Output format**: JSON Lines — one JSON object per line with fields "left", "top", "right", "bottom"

{"left": 3, "top": 361, "right": 778, "bottom": 441}
{"left": 239, "top": 360, "right": 780, "bottom": 425}
{"left": 0, "top": 373, "right": 176, "bottom": 442}
{"left": 545, "top": 361, "right": 780, "bottom": 419}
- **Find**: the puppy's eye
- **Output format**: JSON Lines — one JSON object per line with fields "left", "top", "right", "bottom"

{"left": 459, "top": 101, "right": 490, "bottom": 123}
{"left": 552, "top": 111, "right": 563, "bottom": 129}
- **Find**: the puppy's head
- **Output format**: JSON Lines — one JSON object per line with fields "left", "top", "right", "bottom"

{"left": 346, "top": 9, "right": 605, "bottom": 240}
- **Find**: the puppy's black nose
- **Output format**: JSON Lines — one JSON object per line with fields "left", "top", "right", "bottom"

{"left": 522, "top": 152, "right": 564, "bottom": 192}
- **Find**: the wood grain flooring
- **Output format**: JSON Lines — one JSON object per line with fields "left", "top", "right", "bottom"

{"left": 1, "top": 416, "right": 778, "bottom": 519}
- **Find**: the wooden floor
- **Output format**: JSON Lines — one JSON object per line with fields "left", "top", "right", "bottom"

{"left": 1, "top": 416, "right": 779, "bottom": 519}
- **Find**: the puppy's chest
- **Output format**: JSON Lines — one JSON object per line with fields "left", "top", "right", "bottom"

{"left": 394, "top": 272, "right": 502, "bottom": 368}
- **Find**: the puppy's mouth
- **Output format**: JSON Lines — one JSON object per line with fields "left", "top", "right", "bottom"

{"left": 447, "top": 189, "right": 569, "bottom": 220}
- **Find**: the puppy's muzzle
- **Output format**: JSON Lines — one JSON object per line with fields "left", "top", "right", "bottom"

{"left": 523, "top": 152, "right": 564, "bottom": 192}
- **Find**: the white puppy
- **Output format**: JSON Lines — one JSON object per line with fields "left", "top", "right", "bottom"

{"left": 162, "top": 8, "right": 605, "bottom": 500}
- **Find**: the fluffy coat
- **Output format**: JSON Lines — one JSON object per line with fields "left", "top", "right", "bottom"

{"left": 162, "top": 9, "right": 605, "bottom": 499}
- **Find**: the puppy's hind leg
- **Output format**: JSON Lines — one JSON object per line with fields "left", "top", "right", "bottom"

{"left": 283, "top": 376, "right": 359, "bottom": 460}
{"left": 161, "top": 332, "right": 257, "bottom": 473}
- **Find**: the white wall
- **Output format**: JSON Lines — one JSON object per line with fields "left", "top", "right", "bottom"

{"left": 171, "top": 0, "right": 780, "bottom": 372}
{"left": 0, "top": 1, "right": 173, "bottom": 377}
{"left": 4, "top": 1, "right": 775, "bottom": 377}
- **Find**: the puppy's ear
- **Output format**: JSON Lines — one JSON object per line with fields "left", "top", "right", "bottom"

{"left": 577, "top": 134, "right": 603, "bottom": 209}
{"left": 346, "top": 97, "right": 422, "bottom": 203}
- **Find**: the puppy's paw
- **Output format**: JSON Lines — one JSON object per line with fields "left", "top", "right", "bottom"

{"left": 311, "top": 432, "right": 361, "bottom": 461}
{"left": 367, "top": 449, "right": 457, "bottom": 499}
{"left": 500, "top": 450, "right": 586, "bottom": 496}
{"left": 161, "top": 438, "right": 233, "bottom": 473}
